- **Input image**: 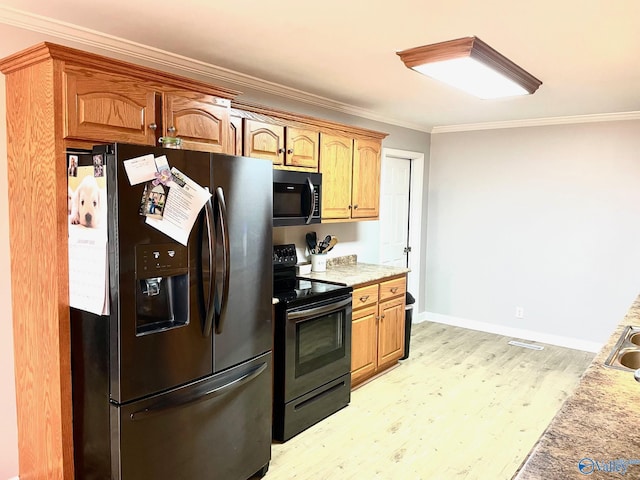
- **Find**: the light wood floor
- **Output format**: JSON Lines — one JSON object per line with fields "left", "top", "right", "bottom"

{"left": 258, "top": 321, "right": 594, "bottom": 480}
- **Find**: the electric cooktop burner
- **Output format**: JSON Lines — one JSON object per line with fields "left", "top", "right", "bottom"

{"left": 273, "top": 244, "right": 351, "bottom": 308}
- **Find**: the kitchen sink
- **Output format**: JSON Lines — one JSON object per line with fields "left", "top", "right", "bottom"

{"left": 618, "top": 350, "right": 640, "bottom": 369}
{"left": 604, "top": 326, "right": 640, "bottom": 371}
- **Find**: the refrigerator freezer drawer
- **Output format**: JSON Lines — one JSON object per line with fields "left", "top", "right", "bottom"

{"left": 113, "top": 352, "right": 272, "bottom": 480}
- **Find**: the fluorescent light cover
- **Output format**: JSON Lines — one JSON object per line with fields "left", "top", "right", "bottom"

{"left": 413, "top": 57, "right": 529, "bottom": 99}
{"left": 397, "top": 37, "right": 542, "bottom": 99}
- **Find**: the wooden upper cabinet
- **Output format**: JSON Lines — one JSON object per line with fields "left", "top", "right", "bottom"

{"left": 352, "top": 138, "right": 381, "bottom": 219}
{"left": 229, "top": 115, "right": 243, "bottom": 155}
{"left": 163, "top": 92, "right": 230, "bottom": 153}
{"left": 320, "top": 133, "right": 353, "bottom": 220}
{"left": 285, "top": 126, "right": 319, "bottom": 169}
{"left": 243, "top": 119, "right": 285, "bottom": 164}
{"left": 65, "top": 66, "right": 157, "bottom": 145}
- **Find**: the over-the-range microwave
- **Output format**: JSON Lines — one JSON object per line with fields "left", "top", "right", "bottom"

{"left": 273, "top": 170, "right": 321, "bottom": 227}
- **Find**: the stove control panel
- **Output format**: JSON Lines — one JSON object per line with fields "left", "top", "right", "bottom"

{"left": 273, "top": 244, "right": 298, "bottom": 267}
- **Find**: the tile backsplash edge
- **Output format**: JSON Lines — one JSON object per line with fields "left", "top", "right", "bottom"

{"left": 326, "top": 254, "right": 357, "bottom": 267}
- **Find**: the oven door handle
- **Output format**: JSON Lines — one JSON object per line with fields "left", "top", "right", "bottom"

{"left": 288, "top": 296, "right": 352, "bottom": 320}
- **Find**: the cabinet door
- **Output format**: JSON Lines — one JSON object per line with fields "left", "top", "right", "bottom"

{"left": 285, "top": 127, "right": 319, "bottom": 170}
{"left": 319, "top": 133, "right": 353, "bottom": 220}
{"left": 65, "top": 66, "right": 157, "bottom": 145}
{"left": 351, "top": 305, "right": 378, "bottom": 387}
{"left": 243, "top": 119, "right": 284, "bottom": 164}
{"left": 229, "top": 115, "right": 243, "bottom": 155}
{"left": 164, "top": 92, "right": 230, "bottom": 153}
{"left": 377, "top": 297, "right": 405, "bottom": 369}
{"left": 352, "top": 138, "right": 381, "bottom": 219}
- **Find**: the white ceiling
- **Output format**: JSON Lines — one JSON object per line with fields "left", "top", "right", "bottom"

{"left": 1, "top": 0, "right": 639, "bottom": 132}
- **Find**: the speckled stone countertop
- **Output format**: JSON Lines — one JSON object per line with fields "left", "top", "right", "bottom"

{"left": 513, "top": 297, "right": 640, "bottom": 479}
{"left": 298, "top": 255, "right": 410, "bottom": 287}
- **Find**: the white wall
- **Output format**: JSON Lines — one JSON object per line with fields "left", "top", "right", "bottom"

{"left": 0, "top": 74, "right": 19, "bottom": 479}
{"left": 426, "top": 120, "right": 640, "bottom": 346}
{"left": 273, "top": 222, "right": 381, "bottom": 264}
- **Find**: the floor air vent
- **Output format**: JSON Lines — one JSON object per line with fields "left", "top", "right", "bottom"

{"left": 508, "top": 340, "right": 544, "bottom": 351}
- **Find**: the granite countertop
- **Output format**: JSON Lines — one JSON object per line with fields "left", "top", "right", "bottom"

{"left": 513, "top": 297, "right": 640, "bottom": 479}
{"left": 298, "top": 255, "right": 410, "bottom": 287}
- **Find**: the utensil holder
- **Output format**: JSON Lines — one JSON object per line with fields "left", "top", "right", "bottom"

{"left": 311, "top": 253, "right": 327, "bottom": 272}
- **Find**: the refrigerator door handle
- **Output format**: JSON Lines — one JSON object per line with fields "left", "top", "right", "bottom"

{"left": 214, "top": 186, "right": 230, "bottom": 334}
{"left": 202, "top": 191, "right": 215, "bottom": 337}
{"left": 305, "top": 177, "right": 315, "bottom": 225}
{"left": 129, "top": 361, "right": 268, "bottom": 422}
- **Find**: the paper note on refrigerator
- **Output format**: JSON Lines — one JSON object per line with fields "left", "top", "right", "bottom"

{"left": 68, "top": 164, "right": 110, "bottom": 315}
{"left": 145, "top": 167, "right": 211, "bottom": 246}
{"left": 122, "top": 154, "right": 157, "bottom": 185}
{"left": 68, "top": 237, "right": 109, "bottom": 315}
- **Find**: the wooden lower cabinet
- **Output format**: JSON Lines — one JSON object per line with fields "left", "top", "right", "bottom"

{"left": 351, "top": 275, "right": 406, "bottom": 387}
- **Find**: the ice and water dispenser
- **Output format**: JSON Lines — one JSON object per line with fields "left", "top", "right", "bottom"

{"left": 135, "top": 243, "right": 189, "bottom": 335}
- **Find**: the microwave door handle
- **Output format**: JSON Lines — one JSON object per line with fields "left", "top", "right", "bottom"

{"left": 214, "top": 186, "right": 230, "bottom": 334}
{"left": 305, "top": 177, "right": 315, "bottom": 225}
{"left": 202, "top": 191, "right": 215, "bottom": 337}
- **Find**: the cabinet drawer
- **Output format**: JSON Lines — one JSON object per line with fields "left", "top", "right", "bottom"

{"left": 379, "top": 277, "right": 406, "bottom": 301}
{"left": 352, "top": 284, "right": 379, "bottom": 309}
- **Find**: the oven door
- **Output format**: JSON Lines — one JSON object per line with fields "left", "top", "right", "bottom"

{"left": 284, "top": 294, "right": 352, "bottom": 402}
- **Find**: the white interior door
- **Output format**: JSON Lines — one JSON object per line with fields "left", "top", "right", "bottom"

{"left": 380, "top": 157, "right": 411, "bottom": 268}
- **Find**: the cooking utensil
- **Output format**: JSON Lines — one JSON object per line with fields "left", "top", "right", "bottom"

{"left": 323, "top": 236, "right": 338, "bottom": 253}
{"left": 318, "top": 235, "right": 331, "bottom": 253}
{"left": 305, "top": 232, "right": 317, "bottom": 254}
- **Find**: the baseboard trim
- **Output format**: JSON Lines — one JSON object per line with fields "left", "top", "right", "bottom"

{"left": 418, "top": 311, "right": 602, "bottom": 353}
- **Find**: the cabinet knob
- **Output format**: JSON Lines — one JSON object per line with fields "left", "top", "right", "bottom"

{"left": 148, "top": 123, "right": 157, "bottom": 131}
{"left": 286, "top": 149, "right": 293, "bottom": 155}
{"left": 348, "top": 205, "right": 352, "bottom": 210}
{"left": 390, "top": 287, "right": 398, "bottom": 294}
{"left": 278, "top": 148, "right": 285, "bottom": 154}
{"left": 353, "top": 204, "right": 359, "bottom": 210}
{"left": 381, "top": 314, "right": 385, "bottom": 319}
{"left": 168, "top": 126, "right": 176, "bottom": 134}
{"left": 359, "top": 295, "right": 369, "bottom": 303}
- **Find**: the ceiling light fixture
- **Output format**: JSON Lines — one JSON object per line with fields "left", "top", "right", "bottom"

{"left": 396, "top": 36, "right": 542, "bottom": 99}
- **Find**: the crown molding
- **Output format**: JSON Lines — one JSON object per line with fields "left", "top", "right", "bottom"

{"left": 431, "top": 111, "right": 640, "bottom": 134}
{"left": 2, "top": 6, "right": 636, "bottom": 136}
{"left": 0, "top": 5, "right": 429, "bottom": 133}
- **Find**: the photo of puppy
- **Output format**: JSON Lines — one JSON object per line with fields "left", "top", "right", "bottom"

{"left": 69, "top": 175, "right": 103, "bottom": 228}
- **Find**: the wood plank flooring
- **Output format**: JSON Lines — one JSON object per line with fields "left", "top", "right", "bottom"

{"left": 258, "top": 321, "right": 594, "bottom": 480}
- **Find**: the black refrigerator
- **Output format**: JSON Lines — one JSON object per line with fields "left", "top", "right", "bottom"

{"left": 70, "top": 143, "right": 273, "bottom": 480}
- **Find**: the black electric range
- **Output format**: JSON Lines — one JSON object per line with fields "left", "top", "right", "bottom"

{"left": 273, "top": 244, "right": 351, "bottom": 308}
{"left": 271, "top": 243, "right": 353, "bottom": 442}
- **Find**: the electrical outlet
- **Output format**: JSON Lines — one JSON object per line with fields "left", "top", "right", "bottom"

{"left": 515, "top": 307, "right": 524, "bottom": 319}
